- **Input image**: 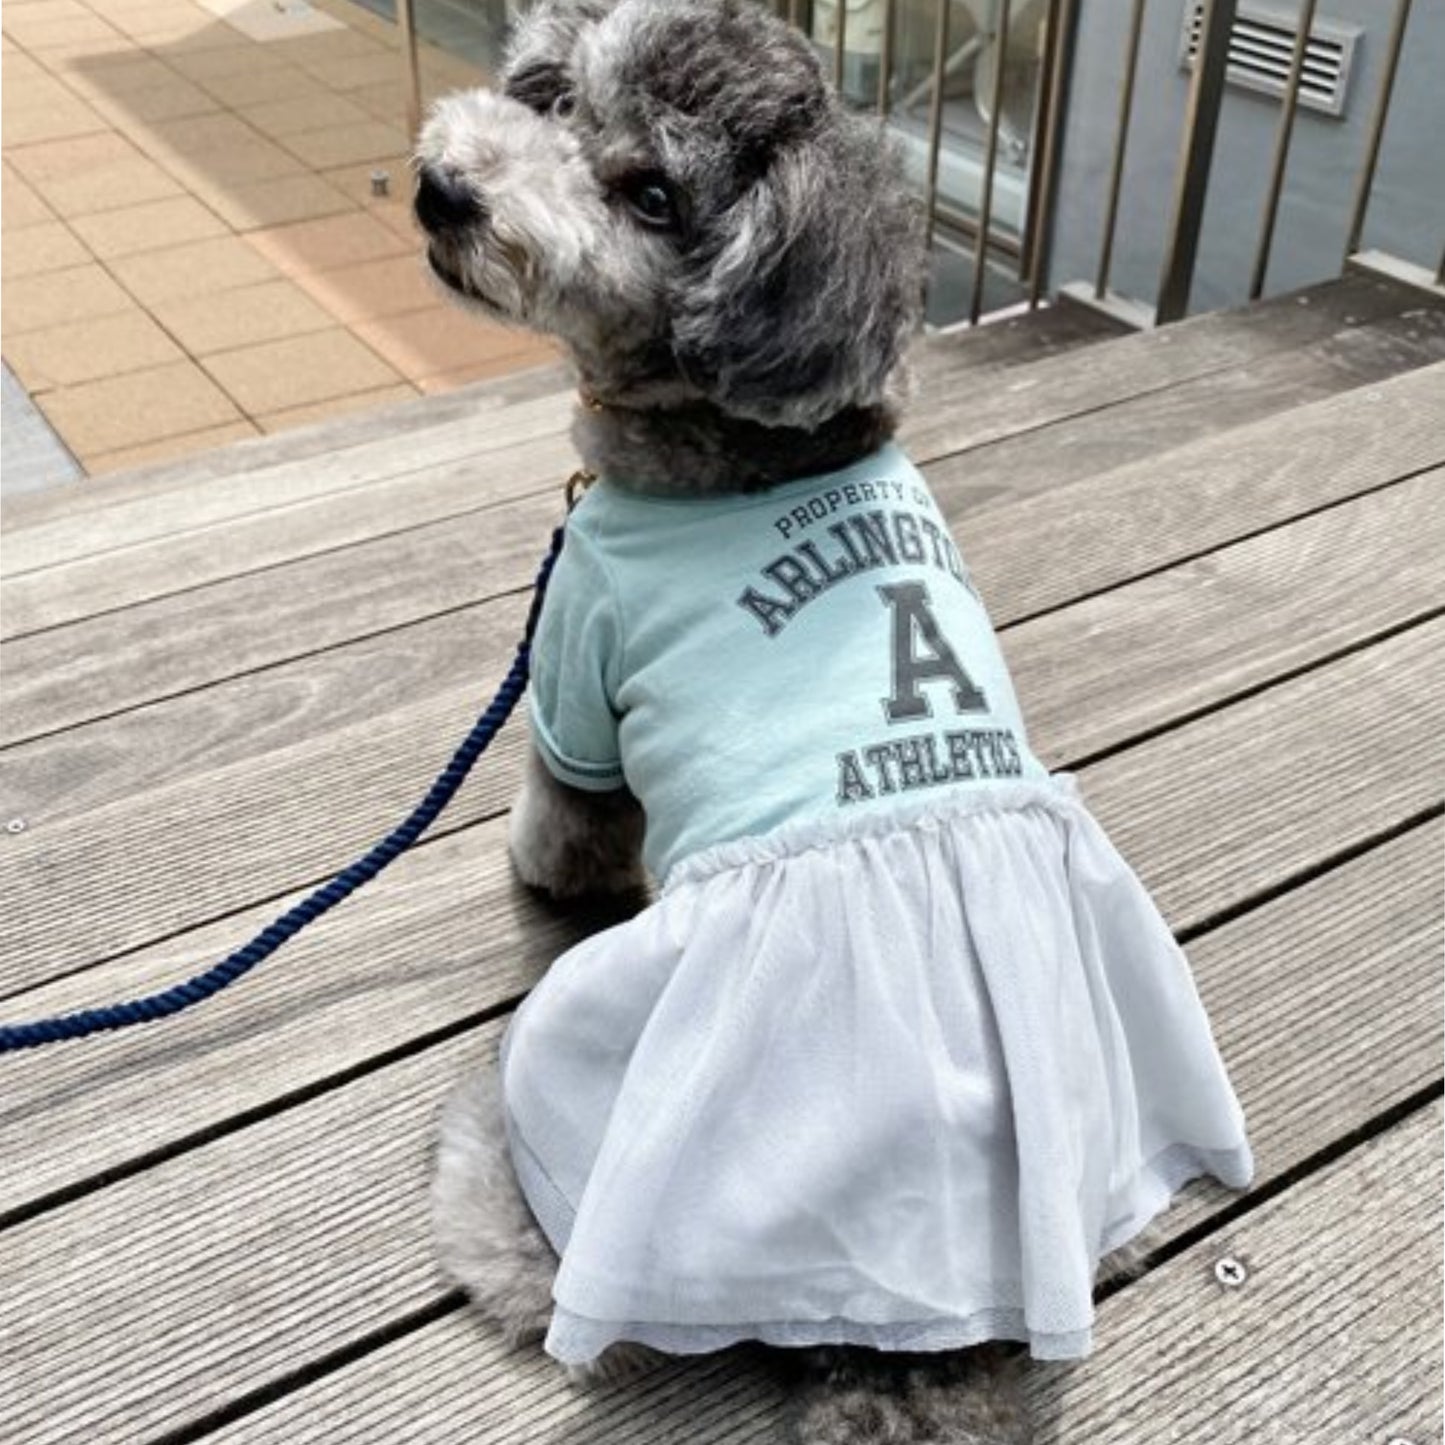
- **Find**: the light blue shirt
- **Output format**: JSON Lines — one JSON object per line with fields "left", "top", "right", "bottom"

{"left": 529, "top": 444, "right": 1048, "bottom": 879}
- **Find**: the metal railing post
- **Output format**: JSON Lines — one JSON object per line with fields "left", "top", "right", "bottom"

{"left": 1027, "top": 0, "right": 1079, "bottom": 308}
{"left": 1155, "top": 0, "right": 1237, "bottom": 324}
{"left": 1248, "top": 0, "right": 1318, "bottom": 299}
{"left": 922, "top": 0, "right": 951, "bottom": 253}
{"left": 1095, "top": 0, "right": 1148, "bottom": 299}
{"left": 876, "top": 0, "right": 897, "bottom": 116}
{"left": 1343, "top": 0, "right": 1414, "bottom": 264}
{"left": 397, "top": 0, "right": 423, "bottom": 140}
{"left": 968, "top": 0, "right": 1011, "bottom": 324}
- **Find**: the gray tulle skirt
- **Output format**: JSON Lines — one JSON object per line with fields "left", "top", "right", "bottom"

{"left": 501, "top": 779, "right": 1253, "bottom": 1365}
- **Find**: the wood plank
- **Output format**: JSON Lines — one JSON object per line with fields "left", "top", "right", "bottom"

{"left": 920, "top": 298, "right": 1134, "bottom": 376}
{"left": 1028, "top": 1104, "right": 1442, "bottom": 1442}
{"left": 1007, "top": 469, "right": 1444, "bottom": 766}
{"left": 202, "top": 1104, "right": 1445, "bottom": 1445}
{"left": 0, "top": 425, "right": 581, "bottom": 639}
{"left": 904, "top": 273, "right": 1439, "bottom": 460}
{"left": 2, "top": 820, "right": 1435, "bottom": 1442}
{"left": 5, "top": 354, "right": 1441, "bottom": 746}
{"left": 1, "top": 608, "right": 1437, "bottom": 1212}
{"left": 1, "top": 484, "right": 1438, "bottom": 999}
{"left": 926, "top": 304, "right": 1445, "bottom": 517}
{"left": 3, "top": 276, "right": 1432, "bottom": 635}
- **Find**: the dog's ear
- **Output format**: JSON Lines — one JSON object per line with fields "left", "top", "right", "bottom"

{"left": 502, "top": 0, "right": 612, "bottom": 109}
{"left": 673, "top": 115, "right": 925, "bottom": 430}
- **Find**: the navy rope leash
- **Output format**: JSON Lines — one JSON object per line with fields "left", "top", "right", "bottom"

{"left": 0, "top": 526, "right": 567, "bottom": 1055}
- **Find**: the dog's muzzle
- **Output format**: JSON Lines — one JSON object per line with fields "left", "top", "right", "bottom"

{"left": 414, "top": 165, "right": 487, "bottom": 236}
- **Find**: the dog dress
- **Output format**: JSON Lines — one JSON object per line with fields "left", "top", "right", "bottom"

{"left": 502, "top": 442, "right": 1253, "bottom": 1365}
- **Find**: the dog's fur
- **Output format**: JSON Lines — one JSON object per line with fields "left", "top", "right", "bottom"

{"left": 416, "top": 2, "right": 1040, "bottom": 1438}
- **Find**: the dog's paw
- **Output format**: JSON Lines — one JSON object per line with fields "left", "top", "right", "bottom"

{"left": 565, "top": 1341, "right": 667, "bottom": 1388}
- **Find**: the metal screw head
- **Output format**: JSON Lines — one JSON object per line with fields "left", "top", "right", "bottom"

{"left": 370, "top": 169, "right": 391, "bottom": 197}
{"left": 5, "top": 818, "right": 26, "bottom": 835}
{"left": 1214, "top": 1257, "right": 1248, "bottom": 1288}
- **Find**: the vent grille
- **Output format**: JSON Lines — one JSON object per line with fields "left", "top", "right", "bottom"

{"left": 1181, "top": 4, "right": 1359, "bottom": 117}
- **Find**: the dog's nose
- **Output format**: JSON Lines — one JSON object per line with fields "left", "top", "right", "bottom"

{"left": 414, "top": 165, "right": 486, "bottom": 234}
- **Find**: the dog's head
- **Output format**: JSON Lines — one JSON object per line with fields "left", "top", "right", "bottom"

{"left": 414, "top": 0, "right": 925, "bottom": 428}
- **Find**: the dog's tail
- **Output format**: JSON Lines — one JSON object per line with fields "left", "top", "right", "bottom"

{"left": 431, "top": 1065, "right": 558, "bottom": 1346}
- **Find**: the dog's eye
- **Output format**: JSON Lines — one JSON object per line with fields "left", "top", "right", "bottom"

{"left": 551, "top": 91, "right": 577, "bottom": 120}
{"left": 622, "top": 175, "right": 680, "bottom": 231}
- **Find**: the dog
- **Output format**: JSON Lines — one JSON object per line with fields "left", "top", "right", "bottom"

{"left": 414, "top": 3, "right": 1253, "bottom": 1440}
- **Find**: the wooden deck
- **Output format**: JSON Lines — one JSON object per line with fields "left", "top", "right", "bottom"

{"left": 2, "top": 270, "right": 1441, "bottom": 1444}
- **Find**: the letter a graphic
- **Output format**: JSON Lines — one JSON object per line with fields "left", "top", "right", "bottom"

{"left": 877, "top": 581, "right": 986, "bottom": 722}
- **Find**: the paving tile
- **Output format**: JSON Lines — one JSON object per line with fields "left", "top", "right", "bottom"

{"left": 235, "top": 89, "right": 368, "bottom": 139}
{"left": 276, "top": 118, "right": 409, "bottom": 170}
{"left": 2, "top": 49, "right": 51, "bottom": 83}
{"left": 151, "top": 275, "right": 336, "bottom": 353}
{"left": 351, "top": 305, "right": 546, "bottom": 382}
{"left": 266, "top": 25, "right": 388, "bottom": 65}
{"left": 374, "top": 198, "right": 422, "bottom": 240}
{"left": 4, "top": 0, "right": 107, "bottom": 25}
{"left": 84, "top": 418, "right": 259, "bottom": 474}
{"left": 201, "top": 327, "right": 402, "bottom": 412}
{"left": 415, "top": 346, "right": 560, "bottom": 393}
{"left": 108, "top": 233, "right": 282, "bottom": 304}
{"left": 84, "top": 0, "right": 205, "bottom": 15}
{"left": 3, "top": 262, "right": 135, "bottom": 332}
{"left": 6, "top": 130, "right": 183, "bottom": 216}
{"left": 255, "top": 381, "right": 417, "bottom": 433}
{"left": 47, "top": 52, "right": 183, "bottom": 94}
{"left": 1, "top": 68, "right": 77, "bottom": 108}
{"left": 68, "top": 194, "right": 228, "bottom": 258}
{"left": 107, "top": 3, "right": 236, "bottom": 42}
{"left": 1, "top": 93, "right": 110, "bottom": 146}
{"left": 346, "top": 79, "right": 406, "bottom": 124}
{"left": 19, "top": 28, "right": 137, "bottom": 63}
{"left": 188, "top": 58, "right": 316, "bottom": 105}
{"left": 1, "top": 162, "right": 56, "bottom": 227}
{"left": 35, "top": 357, "right": 242, "bottom": 453}
{"left": 318, "top": 157, "right": 414, "bottom": 208}
{"left": 151, "top": 21, "right": 256, "bottom": 52}
{"left": 297, "top": 251, "right": 439, "bottom": 323}
{"left": 71, "top": 71, "right": 221, "bottom": 123}
{"left": 1, "top": 9, "right": 124, "bottom": 48}
{"left": 162, "top": 36, "right": 275, "bottom": 80}
{"left": 196, "top": 0, "right": 345, "bottom": 42}
{"left": 192, "top": 172, "right": 354, "bottom": 229}
{"left": 5, "top": 309, "right": 184, "bottom": 390}
{"left": 244, "top": 208, "right": 409, "bottom": 273}
{"left": 0, "top": 218, "right": 91, "bottom": 276}
{"left": 293, "top": 52, "right": 399, "bottom": 91}
{"left": 138, "top": 111, "right": 306, "bottom": 183}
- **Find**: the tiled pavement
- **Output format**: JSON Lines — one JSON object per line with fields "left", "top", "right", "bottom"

{"left": 1, "top": 0, "right": 556, "bottom": 480}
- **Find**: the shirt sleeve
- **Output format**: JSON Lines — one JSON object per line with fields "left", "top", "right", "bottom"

{"left": 527, "top": 518, "right": 627, "bottom": 792}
